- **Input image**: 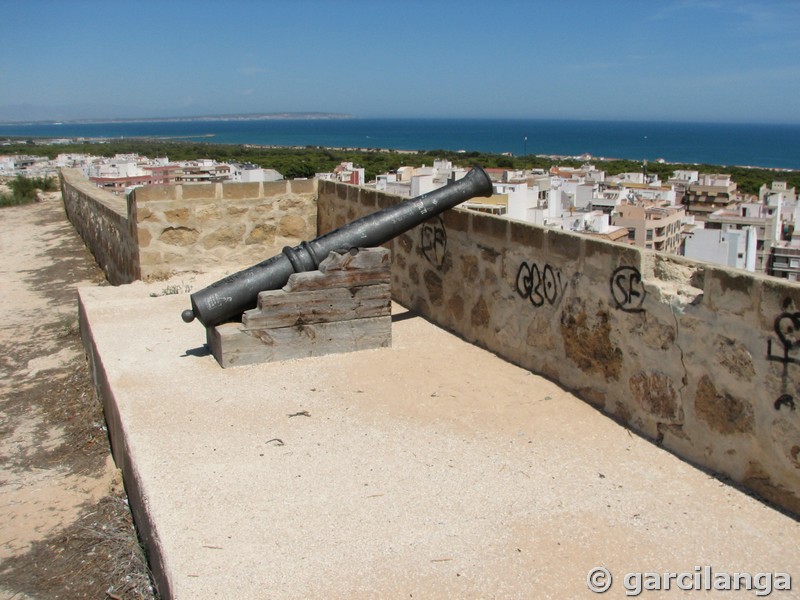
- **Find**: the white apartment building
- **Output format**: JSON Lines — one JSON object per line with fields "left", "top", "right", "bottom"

{"left": 760, "top": 180, "right": 797, "bottom": 204}
{"left": 0, "top": 154, "right": 54, "bottom": 177}
{"left": 0, "top": 155, "right": 16, "bottom": 176}
{"left": 705, "top": 202, "right": 781, "bottom": 272}
{"left": 367, "top": 162, "right": 460, "bottom": 197}
{"left": 684, "top": 226, "right": 758, "bottom": 271}
{"left": 670, "top": 170, "right": 700, "bottom": 184}
{"left": 494, "top": 182, "right": 529, "bottom": 220}
{"left": 232, "top": 163, "right": 283, "bottom": 183}
{"left": 87, "top": 154, "right": 146, "bottom": 179}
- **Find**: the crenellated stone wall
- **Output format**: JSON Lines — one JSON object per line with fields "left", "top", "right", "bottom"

{"left": 60, "top": 168, "right": 139, "bottom": 284}
{"left": 60, "top": 169, "right": 317, "bottom": 282}
{"left": 130, "top": 179, "right": 317, "bottom": 280}
{"left": 318, "top": 179, "right": 800, "bottom": 516}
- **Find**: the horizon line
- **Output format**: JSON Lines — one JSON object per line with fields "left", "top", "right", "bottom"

{"left": 2, "top": 112, "right": 800, "bottom": 127}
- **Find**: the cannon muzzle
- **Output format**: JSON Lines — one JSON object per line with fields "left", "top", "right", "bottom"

{"left": 182, "top": 165, "right": 493, "bottom": 327}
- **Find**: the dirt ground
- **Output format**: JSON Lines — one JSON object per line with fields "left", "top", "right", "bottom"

{"left": 0, "top": 190, "right": 156, "bottom": 599}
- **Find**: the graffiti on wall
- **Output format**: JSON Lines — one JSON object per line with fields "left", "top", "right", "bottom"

{"left": 421, "top": 216, "right": 447, "bottom": 268}
{"left": 515, "top": 261, "right": 567, "bottom": 308}
{"left": 768, "top": 297, "right": 799, "bottom": 411}
{"left": 610, "top": 266, "right": 646, "bottom": 313}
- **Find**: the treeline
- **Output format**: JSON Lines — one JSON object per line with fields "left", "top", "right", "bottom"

{"left": 3, "top": 139, "right": 799, "bottom": 195}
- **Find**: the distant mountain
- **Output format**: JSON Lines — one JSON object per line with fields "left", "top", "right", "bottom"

{"left": 0, "top": 105, "right": 353, "bottom": 124}
{"left": 0, "top": 103, "right": 165, "bottom": 123}
{"left": 68, "top": 112, "right": 354, "bottom": 124}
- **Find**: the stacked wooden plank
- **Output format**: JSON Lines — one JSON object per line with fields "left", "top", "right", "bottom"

{"left": 207, "top": 247, "right": 392, "bottom": 367}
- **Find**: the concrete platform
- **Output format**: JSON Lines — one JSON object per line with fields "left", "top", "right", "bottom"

{"left": 79, "top": 279, "right": 800, "bottom": 599}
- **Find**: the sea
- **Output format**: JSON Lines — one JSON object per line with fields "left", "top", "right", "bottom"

{"left": 1, "top": 117, "right": 799, "bottom": 171}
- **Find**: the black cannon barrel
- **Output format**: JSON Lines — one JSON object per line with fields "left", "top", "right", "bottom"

{"left": 182, "top": 165, "right": 493, "bottom": 327}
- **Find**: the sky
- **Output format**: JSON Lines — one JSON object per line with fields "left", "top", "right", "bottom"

{"left": 1, "top": 0, "right": 800, "bottom": 123}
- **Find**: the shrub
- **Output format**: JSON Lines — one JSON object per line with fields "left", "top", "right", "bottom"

{"left": 0, "top": 175, "right": 57, "bottom": 208}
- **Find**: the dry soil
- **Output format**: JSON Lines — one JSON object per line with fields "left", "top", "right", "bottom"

{"left": 0, "top": 190, "right": 156, "bottom": 599}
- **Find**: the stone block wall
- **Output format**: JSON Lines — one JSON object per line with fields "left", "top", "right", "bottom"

{"left": 131, "top": 179, "right": 317, "bottom": 280}
{"left": 318, "top": 179, "right": 800, "bottom": 516}
{"left": 60, "top": 168, "right": 139, "bottom": 284}
{"left": 60, "top": 169, "right": 318, "bottom": 283}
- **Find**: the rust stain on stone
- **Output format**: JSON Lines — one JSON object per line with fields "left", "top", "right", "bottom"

{"left": 277, "top": 215, "right": 307, "bottom": 238}
{"left": 695, "top": 375, "right": 754, "bottom": 434}
{"left": 560, "top": 302, "right": 622, "bottom": 381}
{"left": 743, "top": 461, "right": 800, "bottom": 516}
{"left": 631, "top": 318, "right": 675, "bottom": 351}
{"left": 423, "top": 270, "right": 443, "bottom": 305}
{"left": 447, "top": 294, "right": 464, "bottom": 322}
{"left": 201, "top": 224, "right": 246, "bottom": 249}
{"left": 159, "top": 226, "right": 199, "bottom": 247}
{"left": 471, "top": 296, "right": 490, "bottom": 328}
{"left": 397, "top": 233, "right": 413, "bottom": 254}
{"left": 461, "top": 255, "right": 479, "bottom": 283}
{"left": 714, "top": 335, "right": 755, "bottom": 380}
{"left": 614, "top": 400, "right": 632, "bottom": 424}
{"left": 576, "top": 386, "right": 606, "bottom": 409}
{"left": 408, "top": 264, "right": 419, "bottom": 285}
{"left": 629, "top": 370, "right": 683, "bottom": 422}
{"left": 164, "top": 207, "right": 189, "bottom": 221}
{"left": 245, "top": 224, "right": 276, "bottom": 246}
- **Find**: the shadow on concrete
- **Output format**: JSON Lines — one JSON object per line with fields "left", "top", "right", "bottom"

{"left": 181, "top": 345, "right": 211, "bottom": 358}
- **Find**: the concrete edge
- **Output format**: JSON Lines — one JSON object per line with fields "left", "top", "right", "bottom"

{"left": 78, "top": 290, "right": 172, "bottom": 599}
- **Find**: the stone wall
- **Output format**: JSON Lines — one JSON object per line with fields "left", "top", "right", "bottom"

{"left": 318, "top": 179, "right": 800, "bottom": 516}
{"left": 131, "top": 179, "right": 317, "bottom": 280}
{"left": 60, "top": 168, "right": 139, "bottom": 284}
{"left": 60, "top": 169, "right": 318, "bottom": 282}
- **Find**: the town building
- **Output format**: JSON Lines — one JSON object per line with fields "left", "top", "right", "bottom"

{"left": 705, "top": 202, "right": 780, "bottom": 272}
{"left": 0, "top": 154, "right": 54, "bottom": 177}
{"left": 316, "top": 162, "right": 365, "bottom": 186}
{"left": 365, "top": 162, "right": 463, "bottom": 197}
{"left": 760, "top": 180, "right": 797, "bottom": 204}
{"left": 87, "top": 155, "right": 183, "bottom": 194}
{"left": 175, "top": 159, "right": 231, "bottom": 184}
{"left": 612, "top": 200, "right": 685, "bottom": 253}
{"left": 684, "top": 225, "right": 758, "bottom": 271}
{"left": 768, "top": 241, "right": 800, "bottom": 281}
{"left": 231, "top": 163, "right": 283, "bottom": 183}
{"left": 681, "top": 173, "right": 739, "bottom": 219}
{"left": 760, "top": 180, "right": 798, "bottom": 240}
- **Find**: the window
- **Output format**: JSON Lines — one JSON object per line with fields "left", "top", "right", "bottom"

{"left": 646, "top": 230, "right": 654, "bottom": 241}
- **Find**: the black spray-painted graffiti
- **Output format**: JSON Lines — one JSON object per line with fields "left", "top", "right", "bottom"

{"left": 516, "top": 261, "right": 567, "bottom": 308}
{"left": 767, "top": 298, "right": 799, "bottom": 411}
{"left": 610, "top": 266, "right": 646, "bottom": 313}
{"left": 775, "top": 394, "right": 796, "bottom": 411}
{"left": 421, "top": 216, "right": 447, "bottom": 268}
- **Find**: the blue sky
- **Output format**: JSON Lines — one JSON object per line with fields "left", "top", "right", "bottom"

{"left": 1, "top": 0, "right": 799, "bottom": 123}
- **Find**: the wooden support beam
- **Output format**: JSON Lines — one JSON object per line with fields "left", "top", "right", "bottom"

{"left": 208, "top": 247, "right": 392, "bottom": 368}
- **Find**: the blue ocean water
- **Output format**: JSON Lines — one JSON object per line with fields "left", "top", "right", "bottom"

{"left": 1, "top": 117, "right": 799, "bottom": 170}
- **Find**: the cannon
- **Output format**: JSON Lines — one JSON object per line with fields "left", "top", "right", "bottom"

{"left": 181, "top": 165, "right": 494, "bottom": 327}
